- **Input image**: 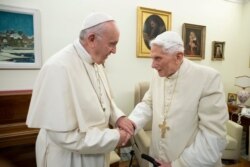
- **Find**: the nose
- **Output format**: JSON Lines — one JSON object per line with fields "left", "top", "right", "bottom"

{"left": 111, "top": 46, "right": 116, "bottom": 54}
{"left": 151, "top": 60, "right": 156, "bottom": 69}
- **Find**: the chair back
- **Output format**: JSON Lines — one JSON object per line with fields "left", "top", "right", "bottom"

{"left": 134, "top": 82, "right": 152, "bottom": 131}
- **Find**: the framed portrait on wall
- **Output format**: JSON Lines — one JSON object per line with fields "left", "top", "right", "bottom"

{"left": 227, "top": 93, "right": 237, "bottom": 105}
{"left": 212, "top": 41, "right": 225, "bottom": 61}
{"left": 136, "top": 6, "right": 172, "bottom": 58}
{"left": 0, "top": 5, "right": 41, "bottom": 69}
{"left": 182, "top": 23, "right": 206, "bottom": 60}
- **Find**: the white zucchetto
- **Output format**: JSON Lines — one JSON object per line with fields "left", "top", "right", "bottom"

{"left": 81, "top": 12, "right": 114, "bottom": 30}
{"left": 150, "top": 31, "right": 184, "bottom": 49}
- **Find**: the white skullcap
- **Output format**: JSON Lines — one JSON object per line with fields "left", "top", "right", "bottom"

{"left": 150, "top": 31, "right": 183, "bottom": 49}
{"left": 82, "top": 12, "right": 114, "bottom": 30}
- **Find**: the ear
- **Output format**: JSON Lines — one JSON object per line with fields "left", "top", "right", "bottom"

{"left": 176, "top": 52, "right": 184, "bottom": 63}
{"left": 86, "top": 33, "right": 97, "bottom": 48}
{"left": 88, "top": 33, "right": 96, "bottom": 42}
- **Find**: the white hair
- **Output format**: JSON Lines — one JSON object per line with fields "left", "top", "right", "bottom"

{"left": 79, "top": 22, "right": 107, "bottom": 40}
{"left": 150, "top": 31, "right": 184, "bottom": 54}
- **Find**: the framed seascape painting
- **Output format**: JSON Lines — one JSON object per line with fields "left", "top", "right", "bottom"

{"left": 0, "top": 5, "right": 41, "bottom": 69}
{"left": 182, "top": 23, "right": 206, "bottom": 60}
{"left": 212, "top": 41, "right": 225, "bottom": 61}
{"left": 136, "top": 6, "right": 172, "bottom": 58}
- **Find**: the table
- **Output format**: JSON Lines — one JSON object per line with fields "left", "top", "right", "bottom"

{"left": 228, "top": 104, "right": 250, "bottom": 155}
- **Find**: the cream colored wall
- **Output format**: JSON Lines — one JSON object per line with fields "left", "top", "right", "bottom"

{"left": 0, "top": 0, "right": 249, "bottom": 114}
{"left": 241, "top": 2, "right": 250, "bottom": 105}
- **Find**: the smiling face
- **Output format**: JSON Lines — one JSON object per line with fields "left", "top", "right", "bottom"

{"left": 150, "top": 44, "right": 183, "bottom": 77}
{"left": 91, "top": 22, "right": 120, "bottom": 64}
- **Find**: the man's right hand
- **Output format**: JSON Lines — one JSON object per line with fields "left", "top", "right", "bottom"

{"left": 116, "top": 116, "right": 136, "bottom": 136}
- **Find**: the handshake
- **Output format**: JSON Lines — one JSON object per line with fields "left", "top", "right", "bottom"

{"left": 115, "top": 116, "right": 136, "bottom": 147}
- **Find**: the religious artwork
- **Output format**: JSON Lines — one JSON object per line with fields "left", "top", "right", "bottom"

{"left": 182, "top": 23, "right": 206, "bottom": 60}
{"left": 136, "top": 6, "right": 172, "bottom": 58}
{"left": 0, "top": 5, "right": 41, "bottom": 69}
{"left": 212, "top": 41, "right": 225, "bottom": 61}
{"left": 227, "top": 93, "right": 237, "bottom": 105}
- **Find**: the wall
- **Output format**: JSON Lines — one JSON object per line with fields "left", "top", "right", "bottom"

{"left": 240, "top": 1, "right": 250, "bottom": 105}
{"left": 0, "top": 0, "right": 250, "bottom": 114}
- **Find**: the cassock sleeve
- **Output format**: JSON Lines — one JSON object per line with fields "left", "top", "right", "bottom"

{"left": 129, "top": 84, "right": 153, "bottom": 134}
{"left": 172, "top": 72, "right": 228, "bottom": 167}
{"left": 46, "top": 127, "right": 120, "bottom": 154}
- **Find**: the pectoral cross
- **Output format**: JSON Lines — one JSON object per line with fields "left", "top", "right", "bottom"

{"left": 159, "top": 119, "right": 170, "bottom": 138}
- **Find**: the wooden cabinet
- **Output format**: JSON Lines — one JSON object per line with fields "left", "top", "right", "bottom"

{"left": 0, "top": 90, "right": 38, "bottom": 167}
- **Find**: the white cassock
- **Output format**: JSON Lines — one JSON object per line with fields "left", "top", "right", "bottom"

{"left": 26, "top": 40, "right": 125, "bottom": 167}
{"left": 129, "top": 58, "right": 228, "bottom": 167}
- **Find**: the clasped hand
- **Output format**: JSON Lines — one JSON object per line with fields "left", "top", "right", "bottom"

{"left": 156, "top": 159, "right": 172, "bottom": 167}
{"left": 116, "top": 116, "right": 135, "bottom": 147}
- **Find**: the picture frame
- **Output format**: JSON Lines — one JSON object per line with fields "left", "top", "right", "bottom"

{"left": 136, "top": 6, "right": 172, "bottom": 58}
{"left": 212, "top": 41, "right": 225, "bottom": 61}
{"left": 249, "top": 55, "right": 250, "bottom": 68}
{"left": 0, "top": 5, "right": 41, "bottom": 69}
{"left": 182, "top": 23, "right": 206, "bottom": 60}
{"left": 227, "top": 93, "right": 237, "bottom": 105}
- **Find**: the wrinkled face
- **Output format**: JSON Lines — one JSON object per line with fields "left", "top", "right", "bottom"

{"left": 151, "top": 45, "right": 182, "bottom": 77}
{"left": 92, "top": 22, "right": 119, "bottom": 64}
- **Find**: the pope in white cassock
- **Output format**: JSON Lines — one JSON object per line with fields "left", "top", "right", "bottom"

{"left": 126, "top": 31, "right": 229, "bottom": 167}
{"left": 26, "top": 13, "right": 134, "bottom": 167}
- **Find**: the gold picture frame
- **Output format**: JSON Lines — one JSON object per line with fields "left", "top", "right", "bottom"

{"left": 182, "top": 23, "right": 206, "bottom": 60}
{"left": 212, "top": 41, "right": 225, "bottom": 61}
{"left": 136, "top": 7, "right": 172, "bottom": 58}
{"left": 227, "top": 93, "right": 237, "bottom": 105}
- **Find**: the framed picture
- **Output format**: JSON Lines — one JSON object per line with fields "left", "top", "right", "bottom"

{"left": 0, "top": 5, "right": 41, "bottom": 69}
{"left": 182, "top": 23, "right": 206, "bottom": 60}
{"left": 249, "top": 55, "right": 250, "bottom": 68}
{"left": 136, "top": 7, "right": 172, "bottom": 58}
{"left": 227, "top": 93, "right": 237, "bottom": 105}
{"left": 212, "top": 41, "right": 225, "bottom": 61}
